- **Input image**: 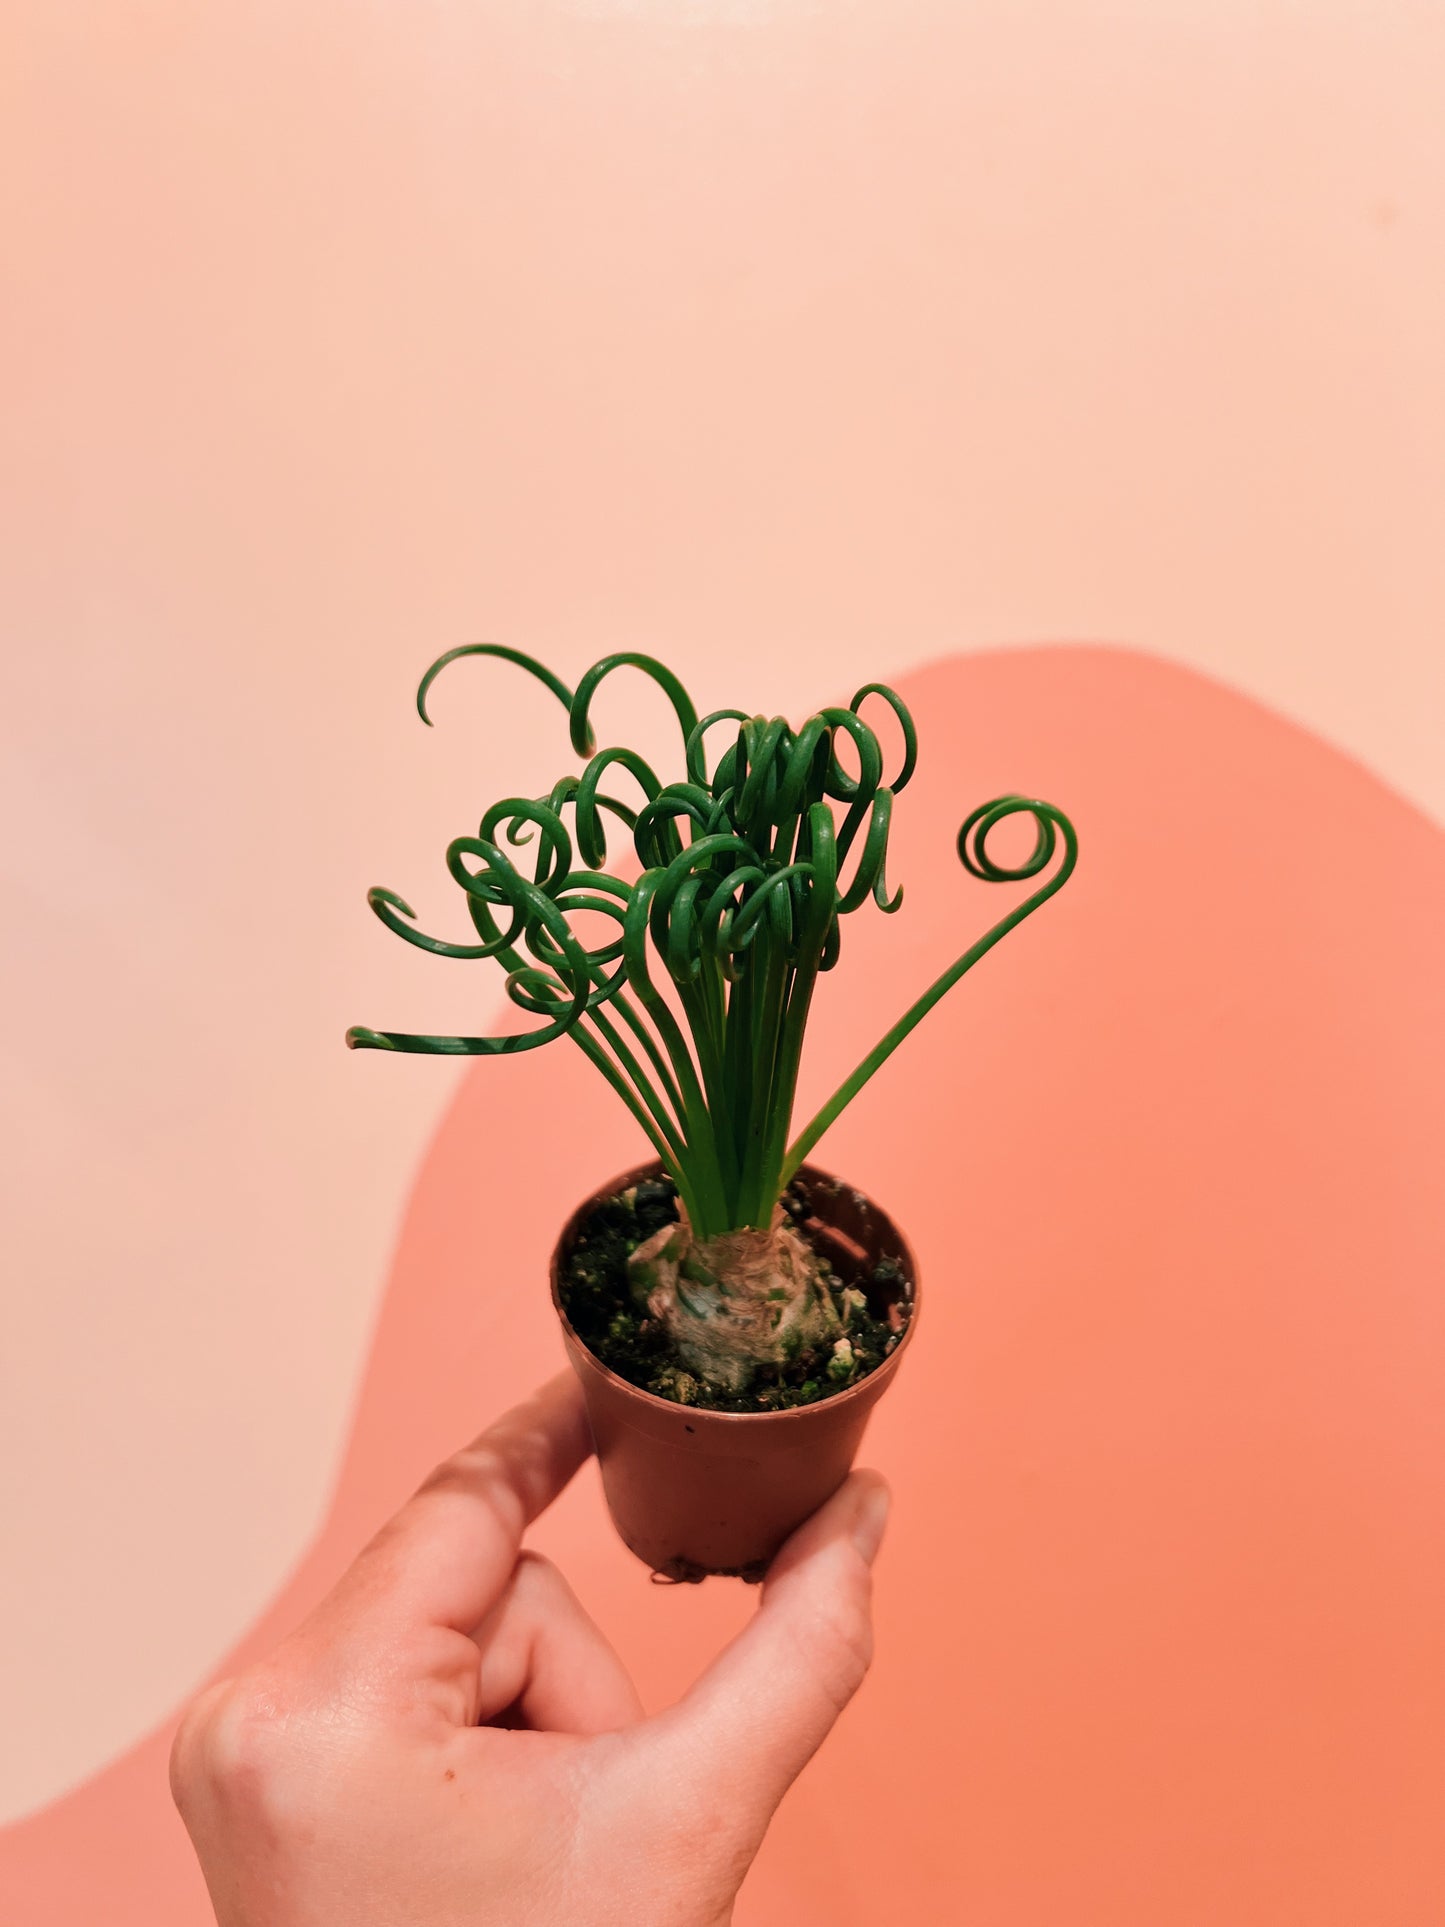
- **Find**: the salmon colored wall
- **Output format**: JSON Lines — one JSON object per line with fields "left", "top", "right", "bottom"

{"left": 6, "top": 646, "right": 1444, "bottom": 1922}
{"left": 2, "top": 2, "right": 1442, "bottom": 1916}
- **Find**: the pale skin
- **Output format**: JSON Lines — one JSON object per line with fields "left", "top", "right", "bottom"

{"left": 170, "top": 1372, "right": 891, "bottom": 1926}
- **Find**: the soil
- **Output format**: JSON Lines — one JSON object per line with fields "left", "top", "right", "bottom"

{"left": 557, "top": 1175, "right": 913, "bottom": 1412}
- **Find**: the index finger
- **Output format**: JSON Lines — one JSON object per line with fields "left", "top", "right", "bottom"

{"left": 326, "top": 1372, "right": 592, "bottom": 1637}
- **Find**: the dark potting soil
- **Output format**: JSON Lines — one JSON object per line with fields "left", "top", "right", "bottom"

{"left": 557, "top": 1176, "right": 912, "bottom": 1413}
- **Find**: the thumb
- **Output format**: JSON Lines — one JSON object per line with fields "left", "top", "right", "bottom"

{"left": 638, "top": 1471, "right": 891, "bottom": 1840}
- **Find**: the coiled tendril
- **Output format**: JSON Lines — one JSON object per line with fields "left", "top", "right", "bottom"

{"left": 348, "top": 645, "right": 1076, "bottom": 1236}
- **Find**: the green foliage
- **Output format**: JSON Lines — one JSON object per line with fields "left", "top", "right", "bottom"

{"left": 348, "top": 647, "right": 1076, "bottom": 1237}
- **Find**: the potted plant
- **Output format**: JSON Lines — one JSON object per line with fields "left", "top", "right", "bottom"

{"left": 349, "top": 646, "right": 1075, "bottom": 1579}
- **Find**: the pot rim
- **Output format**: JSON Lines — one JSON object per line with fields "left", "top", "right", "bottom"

{"left": 549, "top": 1156, "right": 921, "bottom": 1427}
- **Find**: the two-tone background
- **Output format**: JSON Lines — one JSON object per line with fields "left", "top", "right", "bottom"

{"left": 4, "top": 3, "right": 1442, "bottom": 1920}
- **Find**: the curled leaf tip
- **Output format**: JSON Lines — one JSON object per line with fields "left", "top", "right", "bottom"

{"left": 367, "top": 885, "right": 416, "bottom": 917}
{"left": 346, "top": 1026, "right": 395, "bottom": 1051}
{"left": 414, "top": 642, "right": 578, "bottom": 733}
{"left": 957, "top": 795, "right": 1077, "bottom": 886}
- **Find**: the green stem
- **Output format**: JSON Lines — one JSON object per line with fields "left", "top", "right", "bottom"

{"left": 782, "top": 801, "right": 1076, "bottom": 1185}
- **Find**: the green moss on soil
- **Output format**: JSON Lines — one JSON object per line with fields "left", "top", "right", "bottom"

{"left": 558, "top": 1177, "right": 911, "bottom": 1413}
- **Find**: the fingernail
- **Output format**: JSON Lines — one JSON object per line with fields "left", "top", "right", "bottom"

{"left": 850, "top": 1481, "right": 891, "bottom": 1565}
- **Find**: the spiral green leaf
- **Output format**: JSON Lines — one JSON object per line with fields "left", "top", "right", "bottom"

{"left": 350, "top": 647, "right": 1076, "bottom": 1236}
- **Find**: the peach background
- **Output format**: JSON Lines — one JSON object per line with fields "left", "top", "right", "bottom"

{"left": 2, "top": 0, "right": 1442, "bottom": 1912}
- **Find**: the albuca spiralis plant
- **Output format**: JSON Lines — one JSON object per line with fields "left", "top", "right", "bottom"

{"left": 349, "top": 647, "right": 1075, "bottom": 1395}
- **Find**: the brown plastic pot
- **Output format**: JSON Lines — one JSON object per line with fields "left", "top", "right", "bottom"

{"left": 551, "top": 1159, "right": 919, "bottom": 1581}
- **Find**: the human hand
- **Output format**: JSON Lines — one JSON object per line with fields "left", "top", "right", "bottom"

{"left": 170, "top": 1372, "right": 890, "bottom": 1926}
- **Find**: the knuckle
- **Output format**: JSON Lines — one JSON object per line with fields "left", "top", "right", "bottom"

{"left": 168, "top": 1677, "right": 232, "bottom": 1809}
{"left": 414, "top": 1437, "right": 498, "bottom": 1502}
{"left": 802, "top": 1577, "right": 875, "bottom": 1709}
{"left": 412, "top": 1452, "right": 465, "bottom": 1500}
{"left": 404, "top": 1445, "right": 521, "bottom": 1540}
{"left": 169, "top": 1669, "right": 298, "bottom": 1809}
{"left": 512, "top": 1547, "right": 560, "bottom": 1593}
